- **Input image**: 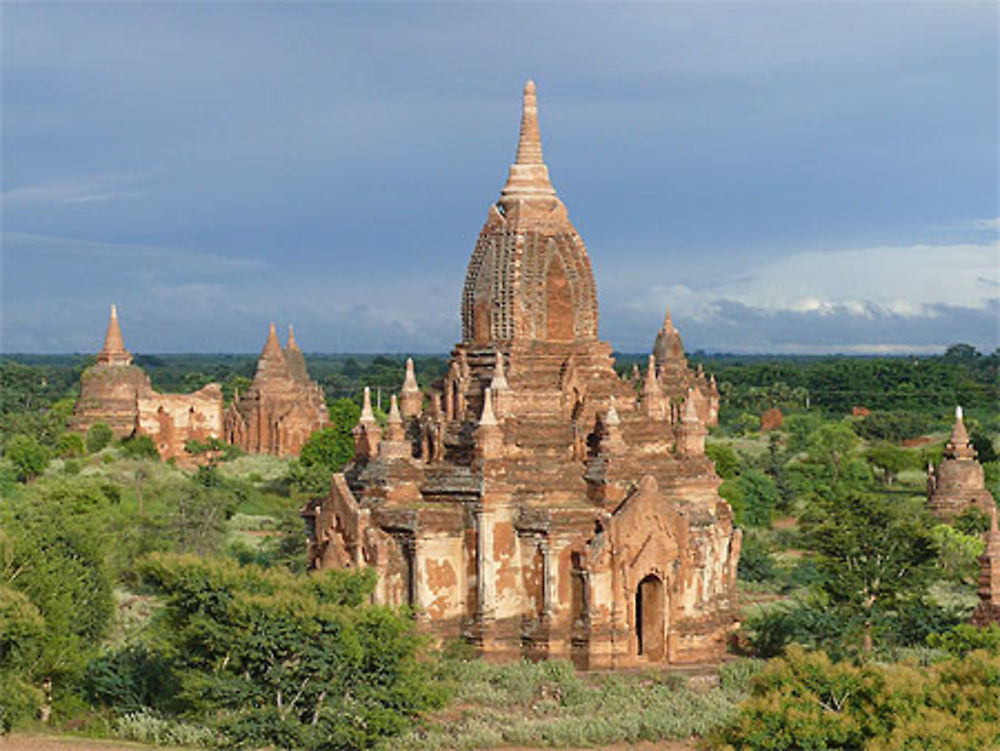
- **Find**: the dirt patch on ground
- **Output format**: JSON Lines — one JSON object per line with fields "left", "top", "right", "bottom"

{"left": 3, "top": 734, "right": 697, "bottom": 751}
{"left": 1, "top": 735, "right": 160, "bottom": 751}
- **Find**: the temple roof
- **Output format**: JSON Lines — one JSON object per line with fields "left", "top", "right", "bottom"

{"left": 253, "top": 323, "right": 291, "bottom": 383}
{"left": 284, "top": 324, "right": 309, "bottom": 384}
{"left": 653, "top": 307, "right": 686, "bottom": 366}
{"left": 945, "top": 405, "right": 976, "bottom": 460}
{"left": 499, "top": 80, "right": 558, "bottom": 205}
{"left": 96, "top": 304, "right": 133, "bottom": 366}
{"left": 462, "top": 81, "right": 598, "bottom": 346}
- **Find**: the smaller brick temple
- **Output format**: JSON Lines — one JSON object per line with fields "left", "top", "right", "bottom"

{"left": 926, "top": 406, "right": 995, "bottom": 519}
{"left": 304, "top": 82, "right": 740, "bottom": 668}
{"left": 72, "top": 305, "right": 223, "bottom": 459}
{"left": 223, "top": 324, "right": 329, "bottom": 457}
{"left": 971, "top": 505, "right": 1000, "bottom": 627}
{"left": 650, "top": 309, "right": 719, "bottom": 426}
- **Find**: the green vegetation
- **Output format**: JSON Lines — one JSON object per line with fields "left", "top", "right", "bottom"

{"left": 1, "top": 346, "right": 998, "bottom": 749}
{"left": 383, "top": 656, "right": 761, "bottom": 750}
{"left": 709, "top": 646, "right": 1000, "bottom": 750}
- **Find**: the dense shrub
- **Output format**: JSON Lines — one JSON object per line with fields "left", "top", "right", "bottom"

{"left": 707, "top": 646, "right": 1000, "bottom": 750}
{"left": 927, "top": 623, "right": 1000, "bottom": 658}
{"left": 737, "top": 535, "right": 776, "bottom": 583}
{"left": 86, "top": 422, "right": 114, "bottom": 453}
{"left": 83, "top": 643, "right": 178, "bottom": 714}
{"left": 3, "top": 433, "right": 51, "bottom": 482}
{"left": 136, "top": 554, "right": 445, "bottom": 750}
{"left": 853, "top": 409, "right": 935, "bottom": 441}
{"left": 120, "top": 434, "right": 160, "bottom": 460}
{"left": 55, "top": 432, "right": 86, "bottom": 458}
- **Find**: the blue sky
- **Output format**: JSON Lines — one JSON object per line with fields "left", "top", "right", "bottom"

{"left": 3, "top": 2, "right": 998, "bottom": 354}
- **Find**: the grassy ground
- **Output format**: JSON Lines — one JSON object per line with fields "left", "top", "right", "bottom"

{"left": 376, "top": 657, "right": 760, "bottom": 751}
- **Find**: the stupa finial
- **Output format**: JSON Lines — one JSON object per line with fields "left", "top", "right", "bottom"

{"left": 491, "top": 350, "right": 509, "bottom": 391}
{"left": 479, "top": 387, "right": 498, "bottom": 427}
{"left": 388, "top": 394, "right": 402, "bottom": 424}
{"left": 402, "top": 357, "right": 420, "bottom": 393}
{"left": 360, "top": 386, "right": 375, "bottom": 424}
{"left": 515, "top": 80, "right": 544, "bottom": 166}
{"left": 97, "top": 303, "right": 131, "bottom": 365}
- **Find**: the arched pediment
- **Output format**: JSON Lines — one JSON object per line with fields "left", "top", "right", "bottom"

{"left": 609, "top": 475, "right": 680, "bottom": 578}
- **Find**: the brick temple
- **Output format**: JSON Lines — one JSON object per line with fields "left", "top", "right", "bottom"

{"left": 223, "top": 323, "right": 329, "bottom": 457}
{"left": 73, "top": 308, "right": 327, "bottom": 460}
{"left": 304, "top": 82, "right": 741, "bottom": 667}
{"left": 927, "top": 406, "right": 995, "bottom": 519}
{"left": 71, "top": 305, "right": 223, "bottom": 460}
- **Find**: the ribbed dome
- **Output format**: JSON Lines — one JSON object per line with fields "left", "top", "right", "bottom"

{"left": 461, "top": 82, "right": 598, "bottom": 346}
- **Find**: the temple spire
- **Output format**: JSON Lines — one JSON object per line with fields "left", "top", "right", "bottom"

{"left": 262, "top": 323, "right": 284, "bottom": 359}
{"left": 479, "top": 387, "right": 498, "bottom": 427}
{"left": 663, "top": 307, "right": 674, "bottom": 331}
{"left": 500, "top": 80, "right": 557, "bottom": 202}
{"left": 490, "top": 350, "right": 509, "bottom": 391}
{"left": 402, "top": 358, "right": 420, "bottom": 393}
{"left": 253, "top": 323, "right": 290, "bottom": 383}
{"left": 515, "top": 80, "right": 544, "bottom": 165}
{"left": 360, "top": 386, "right": 376, "bottom": 424}
{"left": 946, "top": 404, "right": 975, "bottom": 460}
{"left": 97, "top": 303, "right": 132, "bottom": 365}
{"left": 284, "top": 324, "right": 309, "bottom": 384}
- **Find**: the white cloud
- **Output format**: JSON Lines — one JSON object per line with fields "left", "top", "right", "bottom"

{"left": 966, "top": 217, "right": 1000, "bottom": 230}
{"left": 2, "top": 174, "right": 146, "bottom": 205}
{"left": 628, "top": 241, "right": 1000, "bottom": 322}
{"left": 3, "top": 232, "right": 267, "bottom": 277}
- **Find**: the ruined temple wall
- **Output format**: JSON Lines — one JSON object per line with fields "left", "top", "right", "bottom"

{"left": 136, "top": 385, "right": 223, "bottom": 460}
{"left": 416, "top": 531, "right": 466, "bottom": 622}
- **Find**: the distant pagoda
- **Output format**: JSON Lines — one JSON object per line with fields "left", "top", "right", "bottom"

{"left": 927, "top": 406, "right": 995, "bottom": 519}
{"left": 224, "top": 324, "right": 329, "bottom": 456}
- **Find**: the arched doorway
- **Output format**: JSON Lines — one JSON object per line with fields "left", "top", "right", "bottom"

{"left": 635, "top": 574, "right": 665, "bottom": 660}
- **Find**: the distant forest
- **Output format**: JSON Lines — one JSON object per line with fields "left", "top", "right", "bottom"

{"left": 5, "top": 342, "right": 998, "bottom": 425}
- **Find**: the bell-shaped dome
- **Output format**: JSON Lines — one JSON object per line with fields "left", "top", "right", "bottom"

{"left": 461, "top": 82, "right": 598, "bottom": 347}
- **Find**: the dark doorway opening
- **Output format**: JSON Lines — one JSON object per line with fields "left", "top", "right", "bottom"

{"left": 635, "top": 574, "right": 664, "bottom": 659}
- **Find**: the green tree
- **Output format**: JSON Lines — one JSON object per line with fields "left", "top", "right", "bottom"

{"left": 0, "top": 480, "right": 115, "bottom": 714}
{"left": 0, "top": 584, "right": 46, "bottom": 730}
{"left": 706, "top": 442, "right": 740, "bottom": 480}
{"left": 708, "top": 646, "right": 1000, "bottom": 751}
{"left": 120, "top": 434, "right": 160, "bottom": 461}
{"left": 805, "top": 494, "right": 936, "bottom": 652}
{"left": 4, "top": 434, "right": 51, "bottom": 482}
{"left": 137, "top": 554, "right": 445, "bottom": 750}
{"left": 864, "top": 441, "right": 912, "bottom": 485}
{"left": 806, "top": 422, "right": 861, "bottom": 488}
{"left": 736, "top": 470, "right": 780, "bottom": 528}
{"left": 55, "top": 432, "right": 86, "bottom": 459}
{"left": 86, "top": 422, "right": 114, "bottom": 453}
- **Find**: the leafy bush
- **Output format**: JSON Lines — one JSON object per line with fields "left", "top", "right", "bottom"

{"left": 137, "top": 554, "right": 445, "bottom": 750}
{"left": 930, "top": 523, "right": 984, "bottom": 581}
{"left": 854, "top": 409, "right": 935, "bottom": 441}
{"left": 83, "top": 643, "right": 178, "bottom": 714}
{"left": 927, "top": 623, "right": 1000, "bottom": 657}
{"left": 120, "top": 434, "right": 160, "bottom": 460}
{"left": 707, "top": 646, "right": 1000, "bottom": 750}
{"left": 706, "top": 442, "right": 741, "bottom": 480}
{"left": 55, "top": 431, "right": 86, "bottom": 458}
{"left": 3, "top": 433, "right": 51, "bottom": 482}
{"left": 737, "top": 535, "right": 776, "bottom": 583}
{"left": 86, "top": 422, "right": 114, "bottom": 453}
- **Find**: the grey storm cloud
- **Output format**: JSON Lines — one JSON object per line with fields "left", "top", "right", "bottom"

{"left": 2, "top": 3, "right": 997, "bottom": 354}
